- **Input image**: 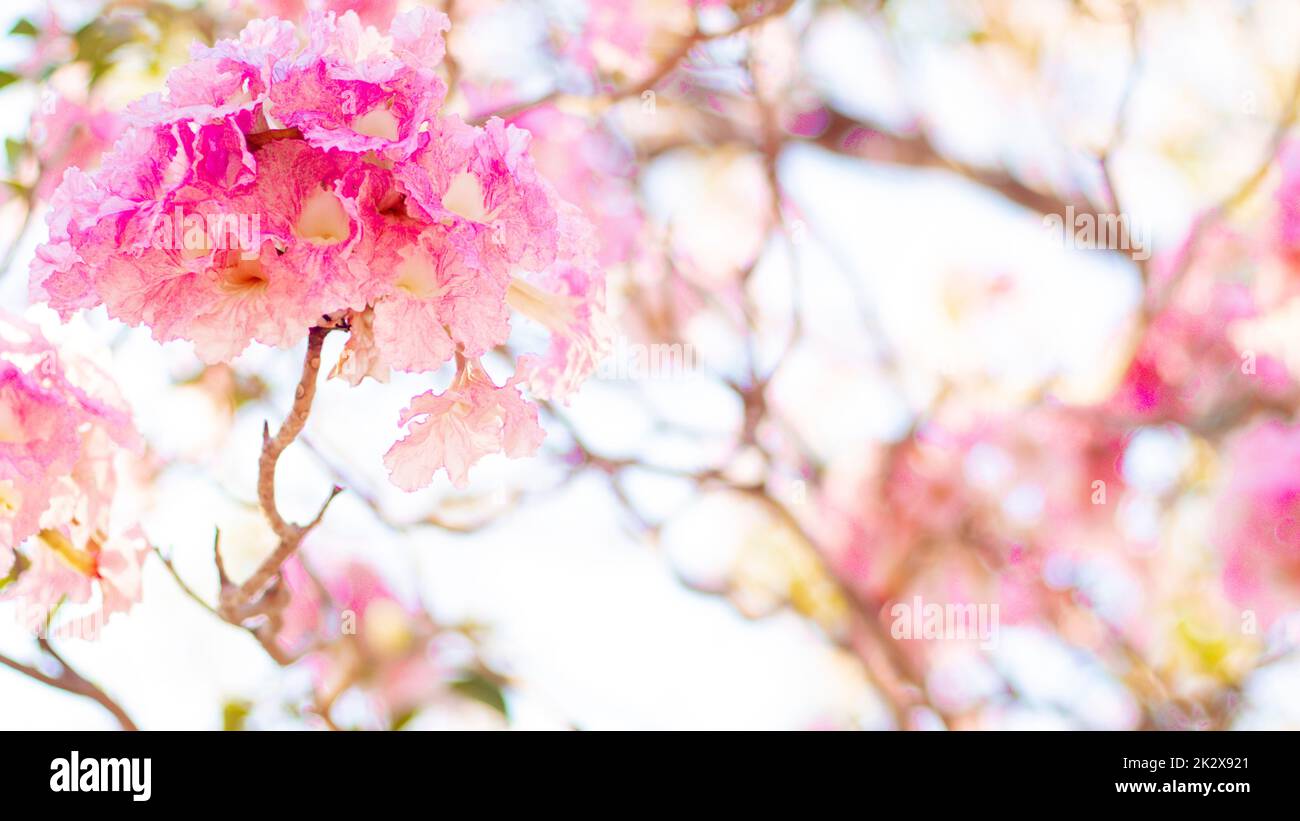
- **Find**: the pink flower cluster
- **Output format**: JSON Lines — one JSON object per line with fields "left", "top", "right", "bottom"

{"left": 1108, "top": 226, "right": 1291, "bottom": 425}
{"left": 0, "top": 312, "right": 147, "bottom": 634}
{"left": 32, "top": 10, "right": 609, "bottom": 490}
{"left": 1214, "top": 420, "right": 1300, "bottom": 629}
{"left": 818, "top": 405, "right": 1131, "bottom": 630}
{"left": 30, "top": 92, "right": 124, "bottom": 201}
{"left": 259, "top": 0, "right": 397, "bottom": 29}
{"left": 279, "top": 555, "right": 445, "bottom": 719}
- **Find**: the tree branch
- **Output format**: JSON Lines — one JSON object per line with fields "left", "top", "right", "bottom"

{"left": 222, "top": 324, "right": 342, "bottom": 619}
{"left": 0, "top": 641, "right": 138, "bottom": 730}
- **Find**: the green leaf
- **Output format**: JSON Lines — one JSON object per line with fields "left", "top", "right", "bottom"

{"left": 222, "top": 699, "right": 252, "bottom": 731}
{"left": 72, "top": 18, "right": 141, "bottom": 85}
{"left": 10, "top": 19, "right": 38, "bottom": 37}
{"left": 0, "top": 551, "right": 28, "bottom": 592}
{"left": 5, "top": 138, "right": 26, "bottom": 170}
{"left": 450, "top": 672, "right": 509, "bottom": 717}
{"left": 389, "top": 707, "right": 419, "bottom": 731}
{"left": 0, "top": 71, "right": 20, "bottom": 92}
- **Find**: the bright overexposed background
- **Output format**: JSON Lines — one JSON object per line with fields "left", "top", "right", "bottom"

{"left": 1, "top": 0, "right": 1298, "bottom": 729}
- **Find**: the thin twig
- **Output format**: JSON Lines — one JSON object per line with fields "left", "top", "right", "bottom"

{"left": 223, "top": 324, "right": 342, "bottom": 616}
{"left": 471, "top": 0, "right": 795, "bottom": 124}
{"left": 0, "top": 641, "right": 138, "bottom": 730}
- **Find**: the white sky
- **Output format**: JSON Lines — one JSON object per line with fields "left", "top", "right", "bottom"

{"left": 0, "top": 0, "right": 1297, "bottom": 729}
